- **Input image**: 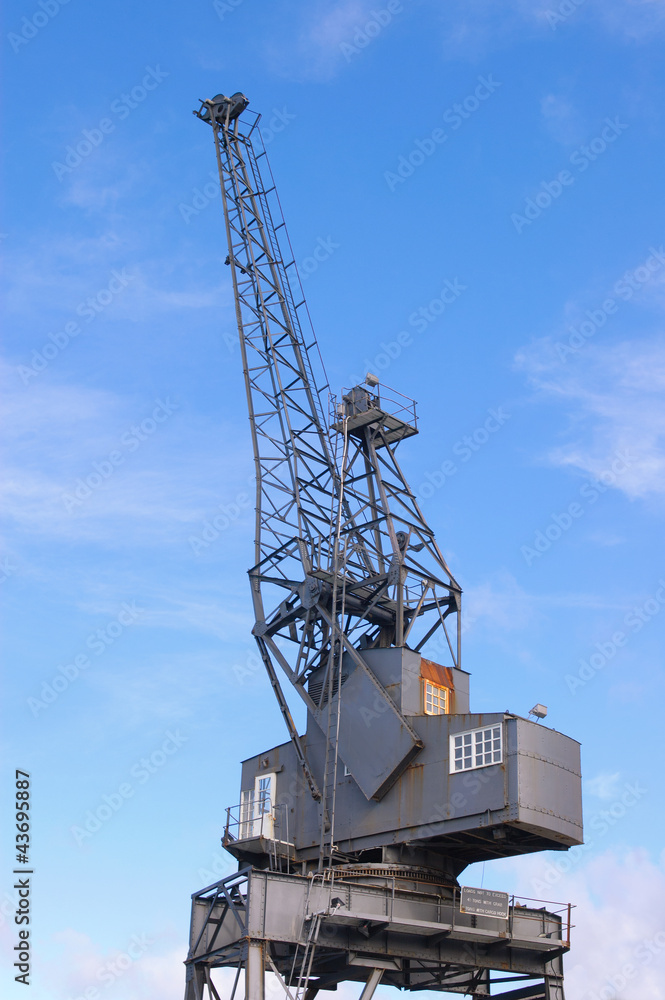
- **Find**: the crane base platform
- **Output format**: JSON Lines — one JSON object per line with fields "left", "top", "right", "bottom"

{"left": 184, "top": 865, "right": 568, "bottom": 999}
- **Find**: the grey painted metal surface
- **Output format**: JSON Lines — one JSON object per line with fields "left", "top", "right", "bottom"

{"left": 225, "top": 647, "right": 582, "bottom": 869}
{"left": 192, "top": 92, "right": 464, "bottom": 838}
{"left": 185, "top": 91, "right": 582, "bottom": 1000}
{"left": 311, "top": 657, "right": 422, "bottom": 800}
{"left": 230, "top": 684, "right": 582, "bottom": 868}
{"left": 185, "top": 868, "right": 569, "bottom": 999}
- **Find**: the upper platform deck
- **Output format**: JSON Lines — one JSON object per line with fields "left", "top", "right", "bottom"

{"left": 331, "top": 382, "right": 418, "bottom": 445}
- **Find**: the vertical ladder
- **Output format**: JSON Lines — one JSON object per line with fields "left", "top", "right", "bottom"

{"left": 317, "top": 643, "right": 342, "bottom": 869}
{"left": 317, "top": 410, "right": 350, "bottom": 871}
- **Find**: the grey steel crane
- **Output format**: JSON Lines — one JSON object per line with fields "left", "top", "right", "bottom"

{"left": 184, "top": 92, "right": 582, "bottom": 1000}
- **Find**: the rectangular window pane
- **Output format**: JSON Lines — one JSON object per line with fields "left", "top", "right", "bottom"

{"left": 424, "top": 679, "right": 448, "bottom": 715}
{"left": 450, "top": 724, "right": 503, "bottom": 773}
{"left": 257, "top": 776, "right": 271, "bottom": 813}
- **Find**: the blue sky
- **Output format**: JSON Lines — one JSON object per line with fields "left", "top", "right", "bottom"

{"left": 2, "top": 1, "right": 665, "bottom": 997}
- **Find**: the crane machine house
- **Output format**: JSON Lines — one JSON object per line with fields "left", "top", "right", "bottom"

{"left": 184, "top": 92, "right": 582, "bottom": 1000}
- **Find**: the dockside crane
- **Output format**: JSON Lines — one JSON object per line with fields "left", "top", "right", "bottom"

{"left": 184, "top": 92, "right": 582, "bottom": 1000}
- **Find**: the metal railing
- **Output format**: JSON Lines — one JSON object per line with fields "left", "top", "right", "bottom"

{"left": 303, "top": 872, "right": 573, "bottom": 950}
{"left": 223, "top": 796, "right": 290, "bottom": 846}
{"left": 509, "top": 893, "right": 575, "bottom": 948}
{"left": 338, "top": 380, "right": 418, "bottom": 430}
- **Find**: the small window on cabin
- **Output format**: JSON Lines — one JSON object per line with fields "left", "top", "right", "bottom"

{"left": 449, "top": 725, "right": 503, "bottom": 773}
{"left": 423, "top": 679, "right": 448, "bottom": 715}
{"left": 257, "top": 775, "right": 272, "bottom": 814}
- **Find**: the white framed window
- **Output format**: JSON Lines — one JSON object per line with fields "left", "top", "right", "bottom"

{"left": 424, "top": 679, "right": 449, "bottom": 715}
{"left": 239, "top": 773, "right": 276, "bottom": 839}
{"left": 239, "top": 789, "right": 254, "bottom": 839}
{"left": 257, "top": 775, "right": 272, "bottom": 814}
{"left": 450, "top": 724, "right": 502, "bottom": 773}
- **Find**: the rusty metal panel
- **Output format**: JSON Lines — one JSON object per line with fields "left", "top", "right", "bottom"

{"left": 353, "top": 647, "right": 470, "bottom": 716}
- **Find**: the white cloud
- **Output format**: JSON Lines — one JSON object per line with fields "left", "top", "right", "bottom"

{"left": 464, "top": 571, "right": 628, "bottom": 634}
{"left": 59, "top": 154, "right": 151, "bottom": 213}
{"left": 595, "top": 0, "right": 665, "bottom": 42}
{"left": 85, "top": 649, "right": 246, "bottom": 733}
{"left": 516, "top": 337, "right": 665, "bottom": 499}
{"left": 308, "top": 1, "right": 377, "bottom": 49}
{"left": 261, "top": 1, "right": 403, "bottom": 81}
{"left": 585, "top": 528, "right": 626, "bottom": 547}
{"left": 585, "top": 771, "right": 623, "bottom": 800}
{"left": 511, "top": 848, "right": 665, "bottom": 999}
{"left": 0, "top": 363, "right": 252, "bottom": 549}
{"left": 128, "top": 275, "right": 224, "bottom": 312}
{"left": 540, "top": 93, "right": 587, "bottom": 145}
{"left": 465, "top": 570, "right": 539, "bottom": 632}
{"left": 2, "top": 364, "right": 122, "bottom": 432}
{"left": 27, "top": 927, "right": 185, "bottom": 1000}
{"left": 435, "top": 0, "right": 550, "bottom": 60}
{"left": 434, "top": 0, "right": 665, "bottom": 60}
{"left": 470, "top": 848, "right": 664, "bottom": 996}
{"left": 3, "top": 234, "right": 227, "bottom": 331}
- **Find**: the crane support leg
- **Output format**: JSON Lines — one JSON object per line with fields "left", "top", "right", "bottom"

{"left": 183, "top": 963, "right": 206, "bottom": 1000}
{"left": 246, "top": 941, "right": 265, "bottom": 1000}
{"left": 358, "top": 969, "right": 383, "bottom": 1000}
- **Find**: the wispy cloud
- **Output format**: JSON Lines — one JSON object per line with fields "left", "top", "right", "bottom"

{"left": 465, "top": 571, "right": 632, "bottom": 635}
{"left": 516, "top": 337, "right": 665, "bottom": 499}
{"left": 436, "top": 0, "right": 552, "bottom": 60}
{"left": 433, "top": 0, "right": 665, "bottom": 60}
{"left": 308, "top": 0, "right": 377, "bottom": 49}
{"left": 0, "top": 362, "right": 252, "bottom": 547}
{"left": 84, "top": 649, "right": 248, "bottom": 734}
{"left": 596, "top": 0, "right": 665, "bottom": 42}
{"left": 586, "top": 771, "right": 623, "bottom": 800}
{"left": 37, "top": 928, "right": 184, "bottom": 1000}
{"left": 261, "top": 0, "right": 405, "bottom": 81}
{"left": 540, "top": 93, "right": 587, "bottom": 145}
{"left": 3, "top": 232, "right": 227, "bottom": 336}
{"left": 465, "top": 570, "right": 539, "bottom": 632}
{"left": 509, "top": 848, "right": 665, "bottom": 997}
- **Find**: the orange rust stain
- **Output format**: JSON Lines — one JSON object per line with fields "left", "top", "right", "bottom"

{"left": 421, "top": 658, "right": 454, "bottom": 711}
{"left": 421, "top": 658, "right": 454, "bottom": 689}
{"left": 401, "top": 762, "right": 424, "bottom": 823}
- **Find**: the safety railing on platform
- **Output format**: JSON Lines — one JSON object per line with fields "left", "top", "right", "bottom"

{"left": 223, "top": 796, "right": 290, "bottom": 846}
{"left": 304, "top": 871, "right": 573, "bottom": 949}
{"left": 509, "top": 893, "right": 574, "bottom": 948}
{"left": 338, "top": 380, "right": 418, "bottom": 430}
